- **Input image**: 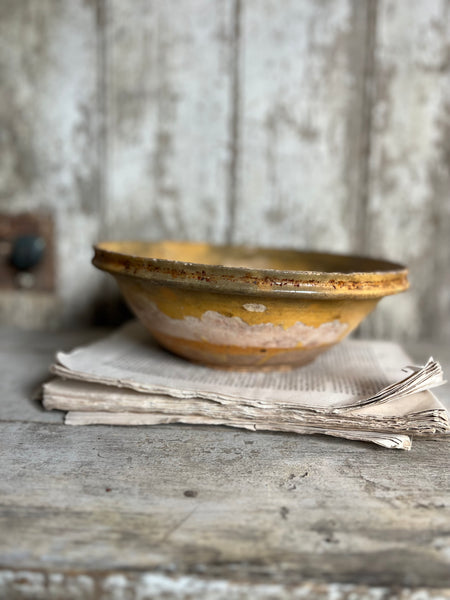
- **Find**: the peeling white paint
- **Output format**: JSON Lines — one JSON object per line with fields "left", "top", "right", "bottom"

{"left": 1, "top": 1, "right": 449, "bottom": 341}
{"left": 1, "top": 570, "right": 449, "bottom": 599}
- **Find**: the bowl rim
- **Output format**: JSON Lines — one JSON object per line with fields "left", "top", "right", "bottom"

{"left": 92, "top": 240, "right": 409, "bottom": 299}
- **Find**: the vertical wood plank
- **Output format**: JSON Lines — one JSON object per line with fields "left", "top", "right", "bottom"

{"left": 362, "top": 0, "right": 450, "bottom": 341}
{"left": 232, "top": 0, "right": 371, "bottom": 253}
{"left": 0, "top": 0, "right": 102, "bottom": 326}
{"left": 1, "top": 0, "right": 449, "bottom": 339}
{"left": 103, "top": 0, "right": 235, "bottom": 242}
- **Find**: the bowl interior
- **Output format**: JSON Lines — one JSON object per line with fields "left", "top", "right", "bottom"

{"left": 95, "top": 240, "right": 405, "bottom": 275}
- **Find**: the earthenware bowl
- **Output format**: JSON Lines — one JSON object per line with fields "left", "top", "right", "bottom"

{"left": 93, "top": 241, "right": 409, "bottom": 369}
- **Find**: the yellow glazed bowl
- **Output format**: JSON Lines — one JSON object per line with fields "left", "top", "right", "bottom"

{"left": 93, "top": 241, "right": 409, "bottom": 370}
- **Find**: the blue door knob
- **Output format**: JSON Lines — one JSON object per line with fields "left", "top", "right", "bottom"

{"left": 10, "top": 235, "right": 46, "bottom": 270}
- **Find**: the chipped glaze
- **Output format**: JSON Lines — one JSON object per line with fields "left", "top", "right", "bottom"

{"left": 141, "top": 302, "right": 349, "bottom": 349}
{"left": 243, "top": 303, "right": 267, "bottom": 312}
{"left": 93, "top": 240, "right": 408, "bottom": 369}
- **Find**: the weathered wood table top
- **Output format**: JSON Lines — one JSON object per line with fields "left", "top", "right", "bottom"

{"left": 1, "top": 328, "right": 449, "bottom": 599}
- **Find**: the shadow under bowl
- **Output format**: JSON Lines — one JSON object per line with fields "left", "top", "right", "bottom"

{"left": 93, "top": 240, "right": 409, "bottom": 370}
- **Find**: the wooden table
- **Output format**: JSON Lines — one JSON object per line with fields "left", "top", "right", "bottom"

{"left": 1, "top": 328, "right": 449, "bottom": 599}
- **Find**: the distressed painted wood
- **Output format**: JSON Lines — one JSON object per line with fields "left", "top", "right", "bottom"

{"left": 1, "top": 422, "right": 450, "bottom": 590}
{"left": 361, "top": 0, "right": 450, "bottom": 342}
{"left": 0, "top": 327, "right": 450, "bottom": 600}
{"left": 102, "top": 0, "right": 235, "bottom": 241}
{"left": 0, "top": 0, "right": 449, "bottom": 344}
{"left": 0, "top": 327, "right": 110, "bottom": 424}
{"left": 2, "top": 572, "right": 450, "bottom": 600}
{"left": 231, "top": 0, "right": 371, "bottom": 252}
{"left": 0, "top": 0, "right": 104, "bottom": 327}
{"left": 2, "top": 574, "right": 450, "bottom": 600}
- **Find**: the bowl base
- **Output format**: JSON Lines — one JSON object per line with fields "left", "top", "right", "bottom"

{"left": 151, "top": 331, "right": 332, "bottom": 370}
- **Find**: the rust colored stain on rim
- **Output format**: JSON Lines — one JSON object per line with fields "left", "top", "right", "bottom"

{"left": 93, "top": 240, "right": 408, "bottom": 299}
{"left": 92, "top": 240, "right": 409, "bottom": 369}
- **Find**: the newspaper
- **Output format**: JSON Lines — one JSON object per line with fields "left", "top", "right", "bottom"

{"left": 43, "top": 321, "right": 450, "bottom": 450}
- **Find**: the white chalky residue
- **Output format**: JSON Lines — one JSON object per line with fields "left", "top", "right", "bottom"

{"left": 140, "top": 302, "right": 348, "bottom": 348}
{"left": 243, "top": 303, "right": 267, "bottom": 312}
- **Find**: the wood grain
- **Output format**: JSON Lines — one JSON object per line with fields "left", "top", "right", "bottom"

{"left": 0, "top": 1, "right": 449, "bottom": 341}
{"left": 102, "top": 0, "right": 235, "bottom": 242}
{"left": 0, "top": 1, "right": 104, "bottom": 326}
{"left": 1, "top": 420, "right": 450, "bottom": 589}
{"left": 1, "top": 328, "right": 450, "bottom": 598}
{"left": 0, "top": 327, "right": 111, "bottom": 424}
{"left": 231, "top": 0, "right": 371, "bottom": 252}
{"left": 1, "top": 571, "right": 450, "bottom": 600}
{"left": 361, "top": 0, "right": 450, "bottom": 341}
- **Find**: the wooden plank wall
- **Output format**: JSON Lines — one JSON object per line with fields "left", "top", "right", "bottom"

{"left": 1, "top": 0, "right": 449, "bottom": 342}
{"left": 0, "top": 1, "right": 102, "bottom": 325}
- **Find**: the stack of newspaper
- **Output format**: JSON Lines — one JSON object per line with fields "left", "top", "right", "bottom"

{"left": 43, "top": 322, "right": 449, "bottom": 450}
